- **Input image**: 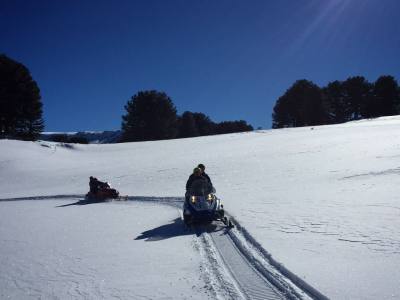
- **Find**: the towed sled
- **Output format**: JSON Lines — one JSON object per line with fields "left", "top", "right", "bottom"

{"left": 183, "top": 179, "right": 233, "bottom": 228}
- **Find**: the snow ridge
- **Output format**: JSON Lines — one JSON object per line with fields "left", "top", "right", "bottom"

{"left": 228, "top": 215, "right": 329, "bottom": 300}
{"left": 196, "top": 232, "right": 246, "bottom": 300}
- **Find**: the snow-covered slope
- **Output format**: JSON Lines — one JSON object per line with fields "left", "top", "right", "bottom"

{"left": 40, "top": 130, "right": 122, "bottom": 143}
{"left": 1, "top": 116, "right": 400, "bottom": 299}
{"left": 0, "top": 199, "right": 211, "bottom": 299}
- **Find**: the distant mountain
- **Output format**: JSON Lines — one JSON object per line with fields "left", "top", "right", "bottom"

{"left": 40, "top": 130, "right": 122, "bottom": 144}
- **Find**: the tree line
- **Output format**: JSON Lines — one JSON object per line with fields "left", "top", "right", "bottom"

{"left": 47, "top": 134, "right": 89, "bottom": 144}
{"left": 121, "top": 90, "right": 253, "bottom": 142}
{"left": 272, "top": 76, "right": 400, "bottom": 128}
{"left": 0, "top": 54, "right": 252, "bottom": 142}
{"left": 3, "top": 54, "right": 399, "bottom": 141}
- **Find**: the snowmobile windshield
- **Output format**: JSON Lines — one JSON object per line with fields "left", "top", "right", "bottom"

{"left": 189, "top": 179, "right": 212, "bottom": 196}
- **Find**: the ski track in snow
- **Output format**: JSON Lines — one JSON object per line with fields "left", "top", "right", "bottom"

{"left": 0, "top": 195, "right": 328, "bottom": 300}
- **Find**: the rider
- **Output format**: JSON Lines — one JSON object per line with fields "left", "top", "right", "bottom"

{"left": 89, "top": 176, "right": 107, "bottom": 194}
{"left": 186, "top": 167, "right": 205, "bottom": 191}
{"left": 185, "top": 167, "right": 208, "bottom": 202}
{"left": 197, "top": 163, "right": 212, "bottom": 187}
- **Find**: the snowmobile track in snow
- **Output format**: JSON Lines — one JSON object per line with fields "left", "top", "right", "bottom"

{"left": 208, "top": 227, "right": 284, "bottom": 299}
{"left": 0, "top": 195, "right": 328, "bottom": 300}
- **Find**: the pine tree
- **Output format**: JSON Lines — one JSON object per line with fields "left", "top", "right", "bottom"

{"left": 342, "top": 76, "right": 372, "bottom": 120}
{"left": 371, "top": 75, "right": 400, "bottom": 117}
{"left": 121, "top": 90, "right": 178, "bottom": 142}
{"left": 323, "top": 80, "right": 350, "bottom": 123}
{"left": 179, "top": 111, "right": 199, "bottom": 138}
{"left": 272, "top": 80, "right": 327, "bottom": 128}
{"left": 191, "top": 112, "right": 216, "bottom": 135}
{"left": 0, "top": 54, "right": 44, "bottom": 140}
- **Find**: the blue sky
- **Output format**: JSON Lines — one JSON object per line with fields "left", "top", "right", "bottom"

{"left": 2, "top": 0, "right": 400, "bottom": 131}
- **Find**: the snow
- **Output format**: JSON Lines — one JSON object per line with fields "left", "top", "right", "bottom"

{"left": 1, "top": 115, "right": 400, "bottom": 299}
{"left": 0, "top": 199, "right": 210, "bottom": 299}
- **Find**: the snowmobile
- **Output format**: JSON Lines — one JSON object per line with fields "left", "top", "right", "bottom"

{"left": 85, "top": 182, "right": 120, "bottom": 201}
{"left": 183, "top": 179, "right": 233, "bottom": 227}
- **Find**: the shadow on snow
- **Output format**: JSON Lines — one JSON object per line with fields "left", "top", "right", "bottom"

{"left": 134, "top": 218, "right": 192, "bottom": 241}
{"left": 134, "top": 218, "right": 230, "bottom": 242}
{"left": 55, "top": 199, "right": 107, "bottom": 207}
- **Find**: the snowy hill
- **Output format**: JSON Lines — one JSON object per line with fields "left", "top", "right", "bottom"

{"left": 40, "top": 130, "right": 122, "bottom": 143}
{"left": 1, "top": 116, "right": 400, "bottom": 299}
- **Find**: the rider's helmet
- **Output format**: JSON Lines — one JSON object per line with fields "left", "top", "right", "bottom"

{"left": 198, "top": 163, "right": 205, "bottom": 171}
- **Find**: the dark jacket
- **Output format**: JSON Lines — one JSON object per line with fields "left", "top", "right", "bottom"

{"left": 186, "top": 174, "right": 206, "bottom": 190}
{"left": 202, "top": 172, "right": 212, "bottom": 186}
{"left": 89, "top": 177, "right": 106, "bottom": 193}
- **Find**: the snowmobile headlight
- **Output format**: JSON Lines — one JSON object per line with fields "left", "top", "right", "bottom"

{"left": 191, "top": 196, "right": 197, "bottom": 203}
{"left": 207, "top": 194, "right": 214, "bottom": 201}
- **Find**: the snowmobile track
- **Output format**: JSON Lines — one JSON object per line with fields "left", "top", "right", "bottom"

{"left": 208, "top": 227, "right": 284, "bottom": 300}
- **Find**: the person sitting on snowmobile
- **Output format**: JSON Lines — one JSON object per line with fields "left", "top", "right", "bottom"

{"left": 197, "top": 163, "right": 213, "bottom": 187}
{"left": 185, "top": 167, "right": 208, "bottom": 202}
{"left": 88, "top": 176, "right": 119, "bottom": 200}
{"left": 89, "top": 176, "right": 107, "bottom": 194}
{"left": 186, "top": 167, "right": 205, "bottom": 191}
